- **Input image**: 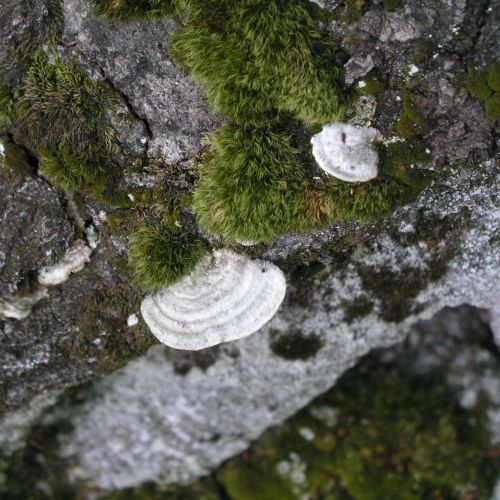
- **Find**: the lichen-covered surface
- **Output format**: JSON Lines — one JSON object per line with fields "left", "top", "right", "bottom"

{"left": 2, "top": 306, "right": 499, "bottom": 498}
{"left": 0, "top": 0, "right": 499, "bottom": 494}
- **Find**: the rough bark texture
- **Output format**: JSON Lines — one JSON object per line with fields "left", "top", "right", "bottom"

{"left": 0, "top": 0, "right": 499, "bottom": 493}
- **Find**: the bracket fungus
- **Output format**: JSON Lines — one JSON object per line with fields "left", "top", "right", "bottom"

{"left": 38, "top": 240, "right": 93, "bottom": 286}
{"left": 311, "top": 123, "right": 382, "bottom": 182}
{"left": 140, "top": 250, "right": 287, "bottom": 351}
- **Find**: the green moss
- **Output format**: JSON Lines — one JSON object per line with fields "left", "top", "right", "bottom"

{"left": 341, "top": 294, "right": 374, "bottom": 323}
{"left": 270, "top": 329, "right": 324, "bottom": 360}
{"left": 216, "top": 358, "right": 497, "bottom": 500}
{"left": 412, "top": 39, "right": 433, "bottom": 65}
{"left": 18, "top": 52, "right": 116, "bottom": 161}
{"left": 382, "top": 0, "right": 403, "bottom": 11}
{"left": 355, "top": 74, "right": 385, "bottom": 97}
{"left": 171, "top": 0, "right": 347, "bottom": 125}
{"left": 485, "top": 93, "right": 500, "bottom": 120}
{"left": 193, "top": 123, "right": 305, "bottom": 243}
{"left": 486, "top": 61, "right": 500, "bottom": 92}
{"left": 342, "top": 0, "right": 366, "bottom": 22}
{"left": 38, "top": 148, "right": 105, "bottom": 192}
{"left": 466, "top": 62, "right": 500, "bottom": 120}
{"left": 104, "top": 479, "right": 221, "bottom": 499}
{"left": 395, "top": 90, "right": 431, "bottom": 138}
{"left": 128, "top": 224, "right": 207, "bottom": 292}
{"left": 1, "top": 0, "right": 63, "bottom": 82}
{"left": 91, "top": 0, "right": 179, "bottom": 21}
{"left": 466, "top": 66, "right": 493, "bottom": 100}
{"left": 0, "top": 84, "right": 20, "bottom": 127}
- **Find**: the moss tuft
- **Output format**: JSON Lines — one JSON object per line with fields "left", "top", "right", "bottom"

{"left": 466, "top": 62, "right": 500, "bottom": 120}
{"left": 171, "top": 0, "right": 347, "bottom": 125}
{"left": 18, "top": 52, "right": 117, "bottom": 161}
{"left": 395, "top": 90, "right": 431, "bottom": 138}
{"left": 38, "top": 148, "right": 105, "bottom": 192}
{"left": 91, "top": 0, "right": 178, "bottom": 21}
{"left": 270, "top": 329, "right": 324, "bottom": 361}
{"left": 382, "top": 0, "right": 403, "bottom": 11}
{"left": 0, "top": 84, "right": 20, "bottom": 128}
{"left": 342, "top": 0, "right": 366, "bottom": 22}
{"left": 193, "top": 123, "right": 305, "bottom": 243}
{"left": 128, "top": 224, "right": 207, "bottom": 292}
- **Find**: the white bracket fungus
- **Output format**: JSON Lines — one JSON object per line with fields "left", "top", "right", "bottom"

{"left": 311, "top": 123, "right": 382, "bottom": 182}
{"left": 38, "top": 240, "right": 93, "bottom": 286}
{"left": 0, "top": 287, "right": 49, "bottom": 320}
{"left": 141, "top": 249, "right": 286, "bottom": 351}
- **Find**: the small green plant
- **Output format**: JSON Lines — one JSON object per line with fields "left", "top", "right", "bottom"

{"left": 38, "top": 149, "right": 105, "bottom": 193}
{"left": 128, "top": 224, "right": 207, "bottom": 292}
{"left": 91, "top": 0, "right": 179, "bottom": 20}
{"left": 395, "top": 90, "right": 431, "bottom": 138}
{"left": 466, "top": 62, "right": 500, "bottom": 121}
{"left": 382, "top": 0, "right": 403, "bottom": 11}
{"left": 0, "top": 84, "right": 20, "bottom": 127}
{"left": 193, "top": 123, "right": 305, "bottom": 243}
{"left": 18, "top": 52, "right": 117, "bottom": 160}
{"left": 171, "top": 0, "right": 347, "bottom": 125}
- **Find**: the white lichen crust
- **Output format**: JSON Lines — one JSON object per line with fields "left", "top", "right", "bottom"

{"left": 38, "top": 240, "right": 92, "bottom": 286}
{"left": 141, "top": 250, "right": 286, "bottom": 350}
{"left": 311, "top": 123, "right": 381, "bottom": 182}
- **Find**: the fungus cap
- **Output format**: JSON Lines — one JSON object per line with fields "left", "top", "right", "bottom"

{"left": 140, "top": 250, "right": 286, "bottom": 351}
{"left": 311, "top": 123, "right": 382, "bottom": 182}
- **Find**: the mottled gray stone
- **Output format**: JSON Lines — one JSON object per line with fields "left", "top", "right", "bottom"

{"left": 61, "top": 0, "right": 222, "bottom": 163}
{"left": 58, "top": 159, "right": 499, "bottom": 489}
{"left": 0, "top": 174, "right": 75, "bottom": 296}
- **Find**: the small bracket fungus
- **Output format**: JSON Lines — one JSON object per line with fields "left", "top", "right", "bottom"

{"left": 140, "top": 250, "right": 286, "bottom": 351}
{"left": 38, "top": 240, "right": 93, "bottom": 286}
{"left": 311, "top": 123, "right": 382, "bottom": 182}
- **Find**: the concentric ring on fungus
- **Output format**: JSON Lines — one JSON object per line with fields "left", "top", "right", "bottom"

{"left": 140, "top": 250, "right": 287, "bottom": 350}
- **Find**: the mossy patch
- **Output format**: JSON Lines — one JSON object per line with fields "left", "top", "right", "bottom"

{"left": 342, "top": 0, "right": 366, "bottom": 23}
{"left": 466, "top": 62, "right": 500, "bottom": 121}
{"left": 382, "top": 0, "right": 403, "bottom": 11}
{"left": 91, "top": 0, "right": 179, "bottom": 21}
{"left": 128, "top": 223, "right": 207, "bottom": 292}
{"left": 193, "top": 123, "right": 305, "bottom": 243}
{"left": 270, "top": 329, "right": 324, "bottom": 361}
{"left": 215, "top": 356, "right": 497, "bottom": 500}
{"left": 341, "top": 294, "right": 374, "bottom": 323}
{"left": 171, "top": 0, "right": 348, "bottom": 126}
{"left": 395, "top": 90, "right": 431, "bottom": 138}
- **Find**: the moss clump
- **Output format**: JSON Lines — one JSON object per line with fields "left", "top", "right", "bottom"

{"left": 91, "top": 0, "right": 178, "bottom": 21}
{"left": 128, "top": 224, "right": 207, "bottom": 292}
{"left": 270, "top": 330, "right": 323, "bottom": 361}
{"left": 0, "top": 84, "right": 20, "bottom": 128}
{"left": 38, "top": 148, "right": 105, "bottom": 192}
{"left": 302, "top": 141, "right": 433, "bottom": 224}
{"left": 17, "top": 52, "right": 116, "bottom": 161}
{"left": 171, "top": 0, "right": 347, "bottom": 125}
{"left": 194, "top": 123, "right": 433, "bottom": 242}
{"left": 342, "top": 0, "right": 366, "bottom": 22}
{"left": 382, "top": 0, "right": 403, "bottom": 11}
{"left": 355, "top": 75, "right": 385, "bottom": 97}
{"left": 193, "top": 123, "right": 305, "bottom": 243}
{"left": 466, "top": 62, "right": 500, "bottom": 121}
{"left": 395, "top": 90, "right": 431, "bottom": 138}
{"left": 216, "top": 358, "right": 498, "bottom": 500}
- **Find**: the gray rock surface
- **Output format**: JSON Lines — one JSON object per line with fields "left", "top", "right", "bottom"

{"left": 55, "top": 158, "right": 499, "bottom": 489}
{"left": 61, "top": 0, "right": 222, "bottom": 163}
